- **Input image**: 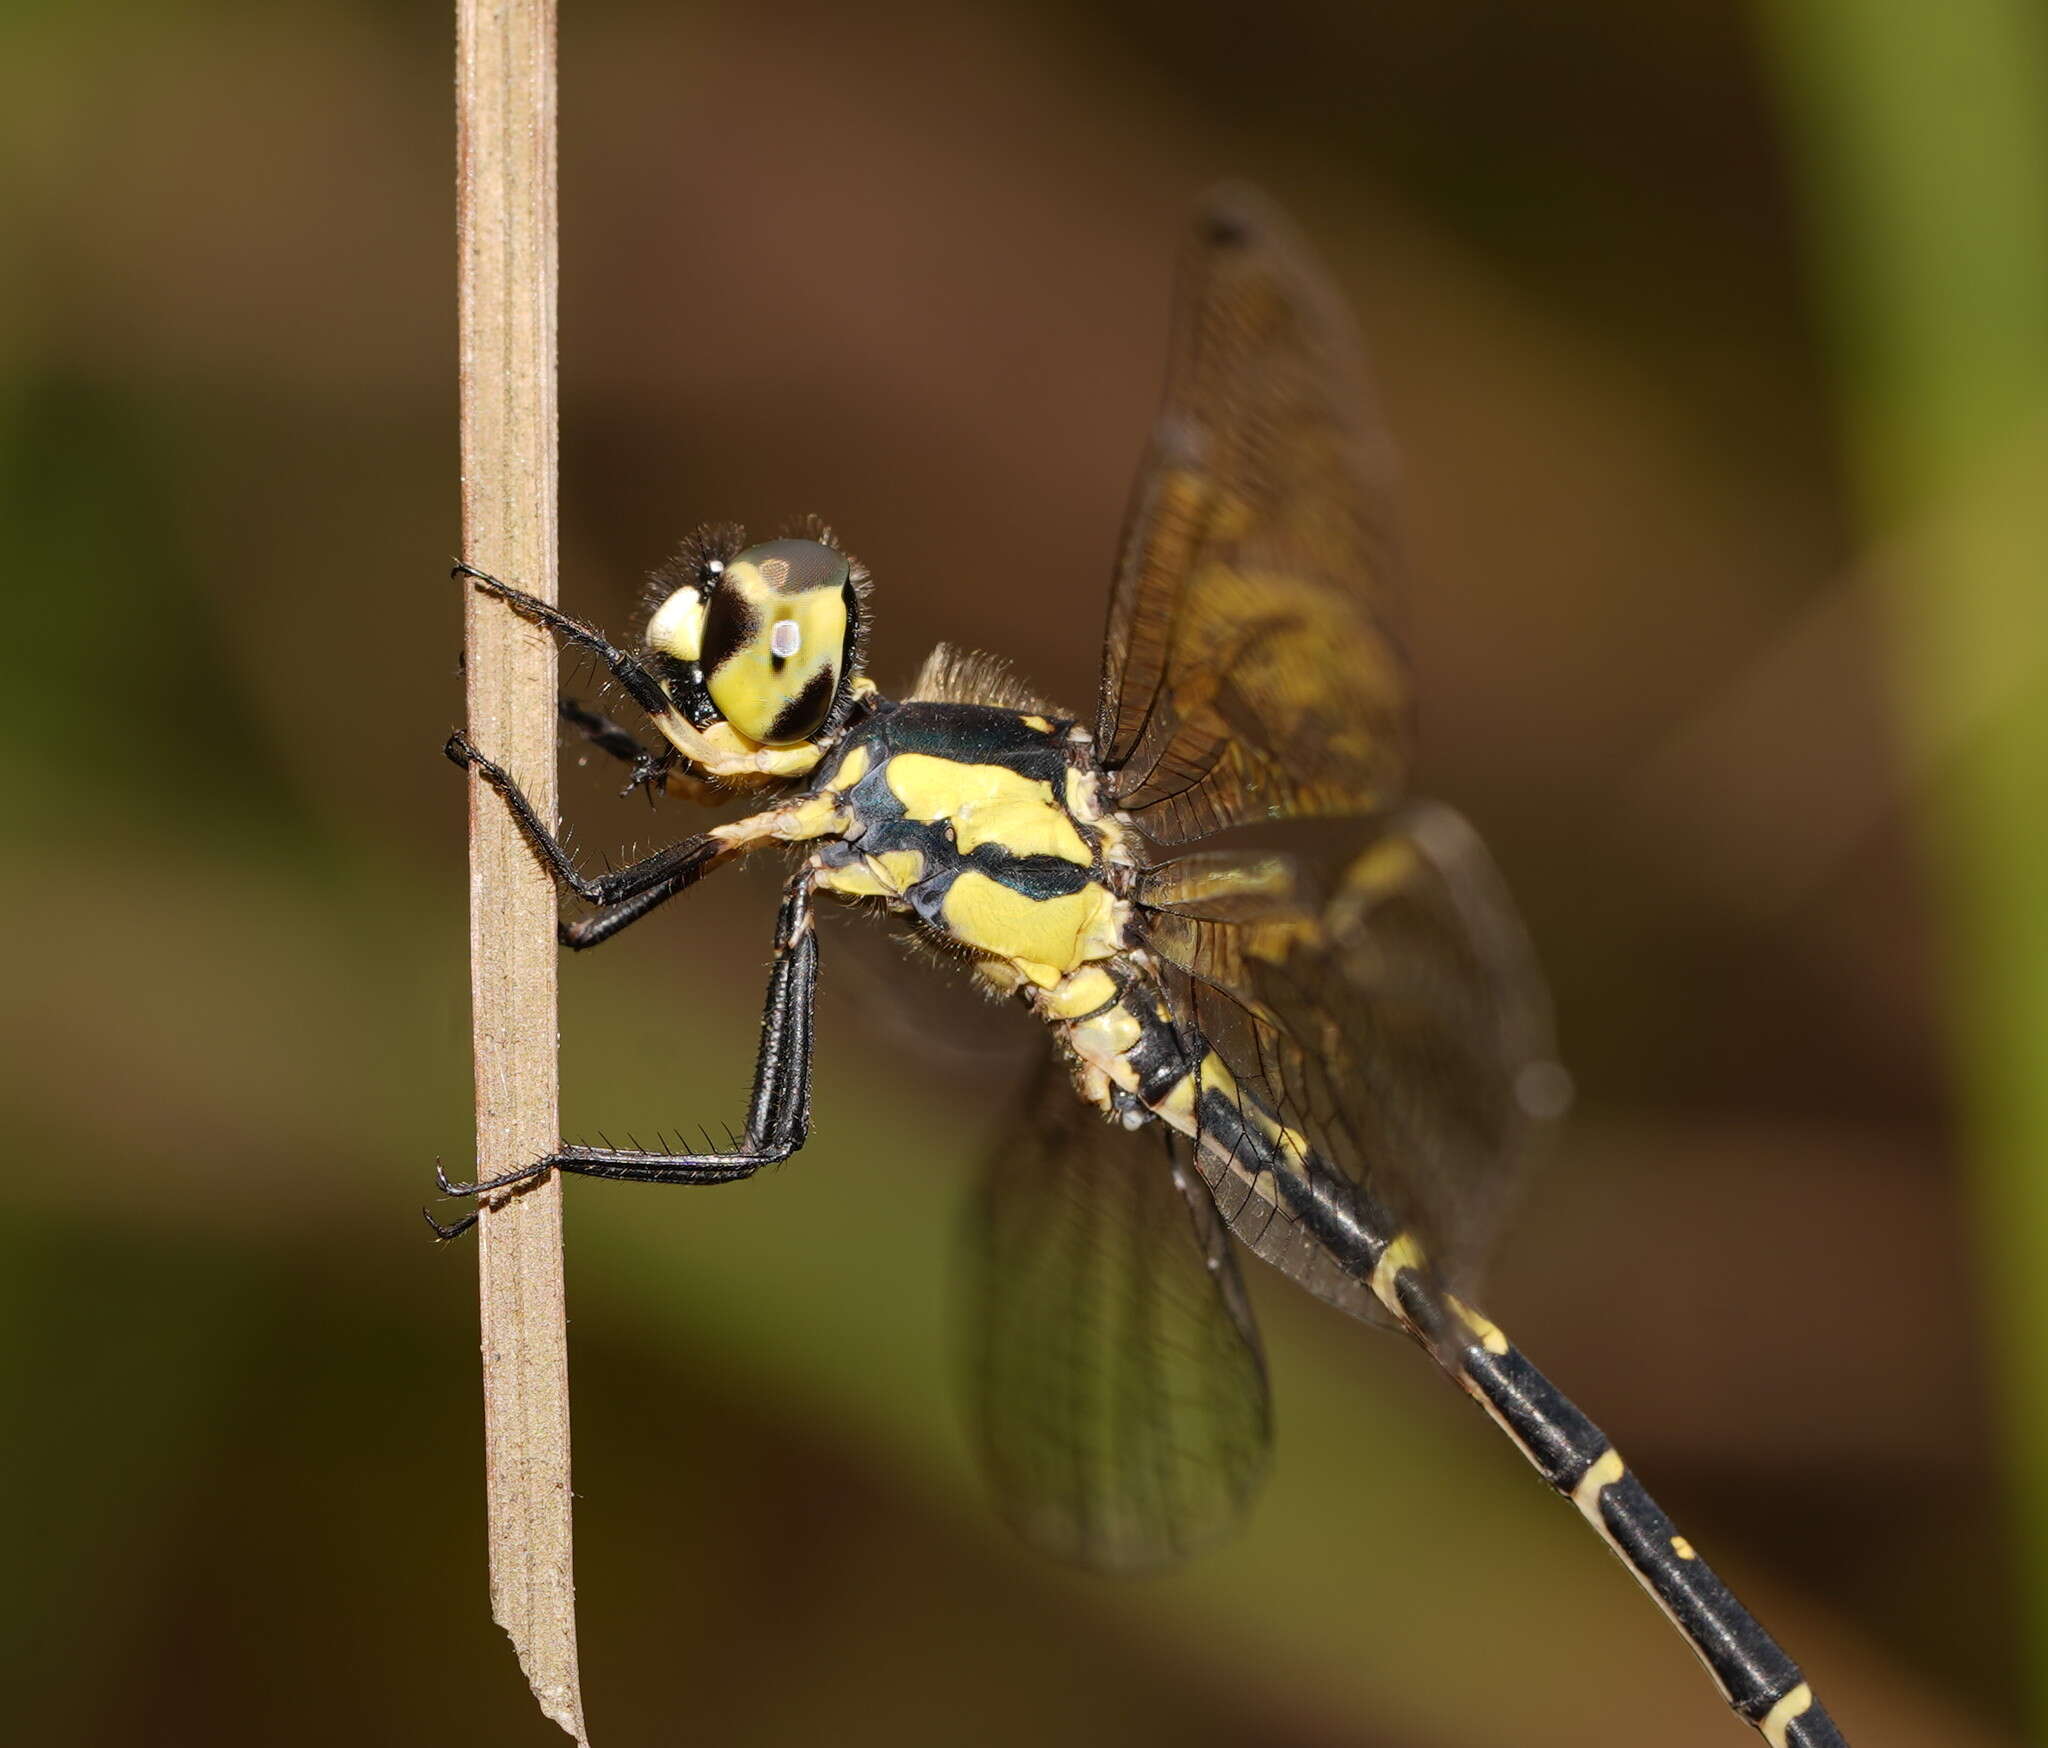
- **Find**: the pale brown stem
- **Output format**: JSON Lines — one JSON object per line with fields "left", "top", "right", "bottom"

{"left": 455, "top": 0, "right": 586, "bottom": 1739}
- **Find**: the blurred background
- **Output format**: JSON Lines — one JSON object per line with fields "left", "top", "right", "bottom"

{"left": 5, "top": 1, "right": 2046, "bottom": 1743}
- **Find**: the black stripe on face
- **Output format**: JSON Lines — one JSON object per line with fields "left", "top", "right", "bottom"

{"left": 699, "top": 584, "right": 761, "bottom": 680}
{"left": 767, "top": 664, "right": 836, "bottom": 742}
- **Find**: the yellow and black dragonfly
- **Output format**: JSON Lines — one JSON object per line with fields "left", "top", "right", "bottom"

{"left": 438, "top": 187, "right": 1846, "bottom": 1747}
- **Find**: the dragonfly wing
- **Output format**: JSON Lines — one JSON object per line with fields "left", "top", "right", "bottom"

{"left": 1138, "top": 803, "right": 1566, "bottom": 1323}
{"left": 1096, "top": 184, "right": 1412, "bottom": 845}
{"left": 967, "top": 1051, "right": 1271, "bottom": 1571}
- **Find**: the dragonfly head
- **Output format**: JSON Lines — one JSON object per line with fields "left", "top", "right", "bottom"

{"left": 638, "top": 524, "right": 871, "bottom": 780}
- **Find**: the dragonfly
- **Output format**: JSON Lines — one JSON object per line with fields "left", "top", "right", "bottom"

{"left": 438, "top": 186, "right": 1847, "bottom": 1746}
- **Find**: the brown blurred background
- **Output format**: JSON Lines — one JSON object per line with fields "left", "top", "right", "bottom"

{"left": 7, "top": 1, "right": 2046, "bottom": 1744}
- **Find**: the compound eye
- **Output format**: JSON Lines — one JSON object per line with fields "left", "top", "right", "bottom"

{"left": 701, "top": 538, "right": 852, "bottom": 745}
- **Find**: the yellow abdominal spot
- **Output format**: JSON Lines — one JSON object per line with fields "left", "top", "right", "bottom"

{"left": 1443, "top": 1293, "right": 1512, "bottom": 1356}
{"left": 1761, "top": 1685, "right": 1813, "bottom": 1748}
{"left": 941, "top": 873, "right": 1118, "bottom": 987}
{"left": 885, "top": 754, "right": 1092, "bottom": 864}
{"left": 1369, "top": 1232, "right": 1425, "bottom": 1317}
{"left": 1571, "top": 1449, "right": 1626, "bottom": 1525}
{"left": 1248, "top": 1102, "right": 1311, "bottom": 1166}
{"left": 1154, "top": 1073, "right": 1198, "bottom": 1130}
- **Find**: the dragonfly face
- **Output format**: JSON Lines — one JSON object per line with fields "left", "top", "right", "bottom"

{"left": 622, "top": 525, "right": 874, "bottom": 786}
{"left": 443, "top": 187, "right": 1850, "bottom": 1747}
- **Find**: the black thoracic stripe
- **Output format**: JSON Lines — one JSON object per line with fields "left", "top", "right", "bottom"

{"left": 963, "top": 842, "right": 1095, "bottom": 899}
{"left": 879, "top": 700, "right": 1071, "bottom": 782}
{"left": 1151, "top": 1016, "right": 1846, "bottom": 1746}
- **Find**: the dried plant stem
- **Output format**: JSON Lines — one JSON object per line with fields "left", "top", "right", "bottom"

{"left": 455, "top": 0, "right": 585, "bottom": 1739}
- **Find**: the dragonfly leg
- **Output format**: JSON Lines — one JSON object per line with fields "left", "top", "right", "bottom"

{"left": 446, "top": 729, "right": 733, "bottom": 934}
{"left": 559, "top": 695, "right": 677, "bottom": 800}
{"left": 431, "top": 871, "right": 820, "bottom": 1213}
{"left": 456, "top": 561, "right": 673, "bottom": 719}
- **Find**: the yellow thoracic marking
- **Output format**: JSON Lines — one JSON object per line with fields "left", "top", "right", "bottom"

{"left": 1444, "top": 1293, "right": 1512, "bottom": 1357}
{"left": 1370, "top": 1232, "right": 1425, "bottom": 1317}
{"left": 1571, "top": 1449, "right": 1626, "bottom": 1526}
{"left": 885, "top": 754, "right": 1093, "bottom": 865}
{"left": 1039, "top": 965, "right": 1118, "bottom": 1019}
{"left": 1670, "top": 1535, "right": 1697, "bottom": 1561}
{"left": 940, "top": 872, "right": 1119, "bottom": 987}
{"left": 815, "top": 849, "right": 925, "bottom": 900}
{"left": 1069, "top": 1002, "right": 1142, "bottom": 1062}
{"left": 831, "top": 743, "right": 871, "bottom": 790}
{"left": 1062, "top": 765, "right": 1104, "bottom": 825}
{"left": 1020, "top": 714, "right": 1052, "bottom": 732}
{"left": 1760, "top": 1685, "right": 1813, "bottom": 1748}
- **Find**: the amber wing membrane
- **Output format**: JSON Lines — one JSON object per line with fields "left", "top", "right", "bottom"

{"left": 1096, "top": 185, "right": 1412, "bottom": 844}
{"left": 1138, "top": 804, "right": 1565, "bottom": 1325}
{"left": 967, "top": 1052, "right": 1271, "bottom": 1571}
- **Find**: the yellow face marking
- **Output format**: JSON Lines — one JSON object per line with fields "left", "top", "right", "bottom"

{"left": 1369, "top": 1232, "right": 1426, "bottom": 1318}
{"left": 644, "top": 584, "right": 705, "bottom": 661}
{"left": 1444, "top": 1293, "right": 1512, "bottom": 1357}
{"left": 1571, "top": 1448, "right": 1626, "bottom": 1526}
{"left": 1760, "top": 1685, "right": 1812, "bottom": 1748}
{"left": 704, "top": 559, "right": 850, "bottom": 745}
{"left": 940, "top": 873, "right": 1119, "bottom": 987}
{"left": 1039, "top": 966, "right": 1118, "bottom": 1020}
{"left": 654, "top": 710, "right": 826, "bottom": 781}
{"left": 885, "top": 754, "right": 1093, "bottom": 865}
{"left": 1669, "top": 1535, "right": 1696, "bottom": 1561}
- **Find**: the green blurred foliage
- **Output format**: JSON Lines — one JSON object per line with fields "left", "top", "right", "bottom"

{"left": 2, "top": 1, "right": 2039, "bottom": 1743}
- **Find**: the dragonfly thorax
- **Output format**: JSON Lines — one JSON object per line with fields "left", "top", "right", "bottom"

{"left": 804, "top": 698, "right": 1136, "bottom": 1002}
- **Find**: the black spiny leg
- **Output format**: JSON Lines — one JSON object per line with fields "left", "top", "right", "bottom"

{"left": 559, "top": 696, "right": 676, "bottom": 801}
{"left": 457, "top": 561, "right": 675, "bottom": 720}
{"left": 446, "top": 730, "right": 727, "bottom": 930}
{"left": 434, "top": 872, "right": 821, "bottom": 1221}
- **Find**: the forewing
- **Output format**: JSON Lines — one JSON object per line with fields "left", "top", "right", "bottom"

{"left": 1139, "top": 804, "right": 1566, "bottom": 1324}
{"left": 968, "top": 1052, "right": 1271, "bottom": 1571}
{"left": 1098, "top": 185, "right": 1412, "bottom": 844}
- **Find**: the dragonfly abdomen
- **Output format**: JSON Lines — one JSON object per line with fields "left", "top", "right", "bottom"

{"left": 1131, "top": 1007, "right": 1844, "bottom": 1747}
